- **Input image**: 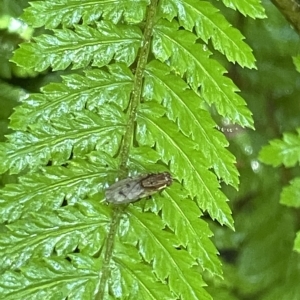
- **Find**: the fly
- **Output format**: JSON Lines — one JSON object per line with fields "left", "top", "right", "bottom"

{"left": 105, "top": 172, "right": 172, "bottom": 204}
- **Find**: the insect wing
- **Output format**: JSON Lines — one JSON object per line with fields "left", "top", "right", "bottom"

{"left": 105, "top": 172, "right": 172, "bottom": 204}
{"left": 105, "top": 177, "right": 144, "bottom": 204}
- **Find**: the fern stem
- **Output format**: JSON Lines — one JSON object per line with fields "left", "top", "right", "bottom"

{"left": 119, "top": 0, "right": 158, "bottom": 172}
{"left": 95, "top": 205, "right": 126, "bottom": 300}
{"left": 96, "top": 1, "right": 158, "bottom": 299}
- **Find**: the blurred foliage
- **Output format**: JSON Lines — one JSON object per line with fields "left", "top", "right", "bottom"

{"left": 0, "top": 0, "right": 30, "bottom": 185}
{"left": 208, "top": 1, "right": 300, "bottom": 300}
{"left": 0, "top": 0, "right": 66, "bottom": 186}
{"left": 0, "top": 0, "right": 300, "bottom": 299}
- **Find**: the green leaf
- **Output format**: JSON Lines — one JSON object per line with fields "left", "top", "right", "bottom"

{"left": 0, "top": 108, "right": 125, "bottom": 174}
{"left": 0, "top": 201, "right": 110, "bottom": 272}
{"left": 219, "top": 0, "right": 266, "bottom": 19}
{"left": 22, "top": 0, "right": 150, "bottom": 28}
{"left": 10, "top": 64, "right": 133, "bottom": 130}
{"left": 148, "top": 182, "right": 223, "bottom": 278}
{"left": 144, "top": 60, "right": 239, "bottom": 188}
{"left": 120, "top": 207, "right": 212, "bottom": 300}
{"left": 293, "top": 55, "right": 300, "bottom": 73}
{"left": 137, "top": 102, "right": 234, "bottom": 228}
{"left": 294, "top": 232, "right": 300, "bottom": 253}
{"left": 259, "top": 129, "right": 300, "bottom": 167}
{"left": 152, "top": 19, "right": 254, "bottom": 128}
{"left": 12, "top": 22, "right": 142, "bottom": 71}
{"left": 110, "top": 243, "right": 175, "bottom": 299}
{"left": 0, "top": 152, "right": 115, "bottom": 222}
{"left": 129, "top": 146, "right": 161, "bottom": 166}
{"left": 159, "top": 0, "right": 256, "bottom": 68}
{"left": 1, "top": 0, "right": 261, "bottom": 298}
{"left": 0, "top": 256, "right": 99, "bottom": 300}
{"left": 280, "top": 178, "right": 300, "bottom": 208}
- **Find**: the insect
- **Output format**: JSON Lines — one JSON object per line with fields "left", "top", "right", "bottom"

{"left": 105, "top": 172, "right": 172, "bottom": 204}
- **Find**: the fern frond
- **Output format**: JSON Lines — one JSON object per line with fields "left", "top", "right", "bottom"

{"left": 0, "top": 152, "right": 115, "bottom": 223}
{"left": 10, "top": 64, "right": 133, "bottom": 130}
{"left": 260, "top": 128, "right": 300, "bottom": 254}
{"left": 259, "top": 106, "right": 300, "bottom": 253}
{"left": 146, "top": 182, "right": 223, "bottom": 277}
{"left": 259, "top": 129, "right": 300, "bottom": 167}
{"left": 137, "top": 101, "right": 234, "bottom": 227}
{"left": 159, "top": 0, "right": 257, "bottom": 67}
{"left": 293, "top": 55, "right": 300, "bottom": 73}
{"left": 0, "top": 0, "right": 265, "bottom": 298}
{"left": 109, "top": 243, "right": 175, "bottom": 299}
{"left": 280, "top": 178, "right": 300, "bottom": 207}
{"left": 0, "top": 256, "right": 99, "bottom": 300}
{"left": 144, "top": 60, "right": 239, "bottom": 187}
{"left": 12, "top": 22, "right": 142, "bottom": 71}
{"left": 0, "top": 108, "right": 125, "bottom": 174}
{"left": 121, "top": 206, "right": 212, "bottom": 299}
{"left": 22, "top": 0, "right": 149, "bottom": 28}
{"left": 219, "top": 0, "right": 266, "bottom": 18}
{"left": 0, "top": 199, "right": 110, "bottom": 272}
{"left": 152, "top": 19, "right": 254, "bottom": 128}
